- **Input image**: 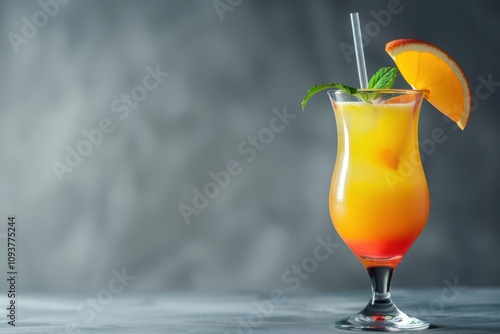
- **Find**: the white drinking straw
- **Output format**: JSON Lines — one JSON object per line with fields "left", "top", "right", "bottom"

{"left": 350, "top": 12, "right": 368, "bottom": 89}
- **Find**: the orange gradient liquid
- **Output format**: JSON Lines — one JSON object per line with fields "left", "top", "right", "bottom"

{"left": 329, "top": 100, "right": 429, "bottom": 268}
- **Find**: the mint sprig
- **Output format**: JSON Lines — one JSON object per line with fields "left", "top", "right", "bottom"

{"left": 367, "top": 67, "right": 397, "bottom": 90}
{"left": 301, "top": 83, "right": 357, "bottom": 110}
{"left": 301, "top": 67, "right": 398, "bottom": 110}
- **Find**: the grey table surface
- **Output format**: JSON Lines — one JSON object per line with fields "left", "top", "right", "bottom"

{"left": 1, "top": 289, "right": 499, "bottom": 333}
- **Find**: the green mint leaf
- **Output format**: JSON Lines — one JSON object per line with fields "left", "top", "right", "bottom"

{"left": 352, "top": 92, "right": 377, "bottom": 103}
{"left": 302, "top": 67, "right": 398, "bottom": 109}
{"left": 301, "top": 83, "right": 357, "bottom": 110}
{"left": 368, "top": 66, "right": 397, "bottom": 89}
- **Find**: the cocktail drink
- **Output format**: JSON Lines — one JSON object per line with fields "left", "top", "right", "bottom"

{"left": 330, "top": 90, "right": 428, "bottom": 269}
{"left": 329, "top": 89, "right": 429, "bottom": 330}
{"left": 302, "top": 36, "right": 471, "bottom": 331}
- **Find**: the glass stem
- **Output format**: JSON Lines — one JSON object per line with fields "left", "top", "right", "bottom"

{"left": 360, "top": 266, "right": 400, "bottom": 315}
{"left": 367, "top": 266, "right": 394, "bottom": 305}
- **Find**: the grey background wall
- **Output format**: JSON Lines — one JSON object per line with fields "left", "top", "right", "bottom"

{"left": 1, "top": 0, "right": 499, "bottom": 293}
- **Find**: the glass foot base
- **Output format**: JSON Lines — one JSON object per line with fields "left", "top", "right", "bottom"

{"left": 335, "top": 295, "right": 429, "bottom": 332}
{"left": 335, "top": 312, "right": 429, "bottom": 332}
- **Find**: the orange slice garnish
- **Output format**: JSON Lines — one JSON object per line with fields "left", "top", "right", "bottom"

{"left": 386, "top": 39, "right": 471, "bottom": 129}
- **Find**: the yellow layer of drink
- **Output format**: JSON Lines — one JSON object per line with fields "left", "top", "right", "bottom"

{"left": 329, "top": 100, "right": 429, "bottom": 268}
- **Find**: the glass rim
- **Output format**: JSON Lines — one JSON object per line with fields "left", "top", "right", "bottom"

{"left": 328, "top": 88, "right": 424, "bottom": 95}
